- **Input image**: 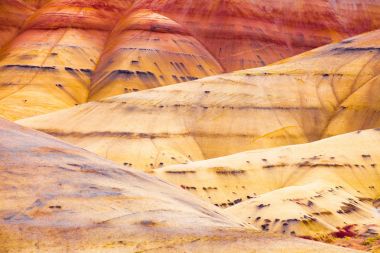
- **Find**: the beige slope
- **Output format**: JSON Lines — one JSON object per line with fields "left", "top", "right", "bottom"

{"left": 155, "top": 128, "right": 380, "bottom": 240}
{"left": 156, "top": 128, "right": 380, "bottom": 207}
{"left": 226, "top": 181, "right": 380, "bottom": 237}
{"left": 0, "top": 118, "right": 363, "bottom": 253}
{"left": 19, "top": 30, "right": 380, "bottom": 172}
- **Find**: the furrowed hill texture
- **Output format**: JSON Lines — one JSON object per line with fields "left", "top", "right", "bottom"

{"left": 19, "top": 30, "right": 380, "bottom": 172}
{"left": 1, "top": 0, "right": 380, "bottom": 120}
{"left": 156, "top": 129, "right": 380, "bottom": 238}
{"left": 129, "top": 0, "right": 380, "bottom": 71}
{"left": 0, "top": 0, "right": 133, "bottom": 120}
{"left": 0, "top": 118, "right": 364, "bottom": 253}
{"left": 88, "top": 9, "right": 224, "bottom": 101}
{"left": 0, "top": 0, "right": 35, "bottom": 48}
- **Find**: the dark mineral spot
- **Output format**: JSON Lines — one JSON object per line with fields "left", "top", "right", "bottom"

{"left": 140, "top": 220, "right": 156, "bottom": 227}
{"left": 49, "top": 205, "right": 62, "bottom": 209}
{"left": 257, "top": 203, "right": 270, "bottom": 209}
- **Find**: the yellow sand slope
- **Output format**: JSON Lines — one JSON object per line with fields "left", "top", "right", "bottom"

{"left": 88, "top": 9, "right": 223, "bottom": 101}
{"left": 0, "top": 118, "right": 363, "bottom": 253}
{"left": 227, "top": 182, "right": 379, "bottom": 237}
{"left": 156, "top": 128, "right": 380, "bottom": 237}
{"left": 1, "top": 0, "right": 380, "bottom": 120}
{"left": 19, "top": 30, "right": 380, "bottom": 171}
{"left": 156, "top": 128, "right": 380, "bottom": 207}
{"left": 0, "top": 0, "right": 133, "bottom": 121}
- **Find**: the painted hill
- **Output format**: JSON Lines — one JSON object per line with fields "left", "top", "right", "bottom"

{"left": 155, "top": 128, "right": 380, "bottom": 206}
{"left": 130, "top": 0, "right": 380, "bottom": 72}
{"left": 227, "top": 182, "right": 379, "bottom": 238}
{"left": 0, "top": 0, "right": 35, "bottom": 48}
{"left": 0, "top": 117, "right": 364, "bottom": 253}
{"left": 155, "top": 128, "right": 380, "bottom": 241}
{"left": 2, "top": 1, "right": 380, "bottom": 252}
{"left": 0, "top": 0, "right": 132, "bottom": 121}
{"left": 19, "top": 30, "right": 380, "bottom": 171}
{"left": 88, "top": 9, "right": 223, "bottom": 101}
{"left": 0, "top": 0, "right": 379, "bottom": 120}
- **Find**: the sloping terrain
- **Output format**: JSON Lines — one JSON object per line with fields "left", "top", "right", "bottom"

{"left": 0, "top": 0, "right": 133, "bottom": 121}
{"left": 1, "top": 1, "right": 380, "bottom": 252}
{"left": 130, "top": 0, "right": 380, "bottom": 72}
{"left": 88, "top": 9, "right": 223, "bottom": 101}
{"left": 0, "top": 0, "right": 35, "bottom": 48}
{"left": 155, "top": 129, "right": 380, "bottom": 240}
{"left": 21, "top": 0, "right": 52, "bottom": 8}
{"left": 0, "top": 117, "right": 364, "bottom": 253}
{"left": 226, "top": 182, "right": 379, "bottom": 238}
{"left": 0, "top": 0, "right": 379, "bottom": 120}
{"left": 156, "top": 128, "right": 380, "bottom": 206}
{"left": 19, "top": 30, "right": 380, "bottom": 171}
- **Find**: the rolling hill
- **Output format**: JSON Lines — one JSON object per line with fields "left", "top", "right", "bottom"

{"left": 19, "top": 30, "right": 380, "bottom": 171}
{"left": 0, "top": 0, "right": 379, "bottom": 120}
{"left": 155, "top": 128, "right": 380, "bottom": 242}
{"left": 0, "top": 117, "right": 364, "bottom": 252}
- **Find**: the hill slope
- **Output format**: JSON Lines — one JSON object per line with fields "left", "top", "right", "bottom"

{"left": 0, "top": 0, "right": 35, "bottom": 48}
{"left": 19, "top": 30, "right": 380, "bottom": 171}
{"left": 88, "top": 9, "right": 223, "bottom": 101}
{"left": 155, "top": 129, "right": 380, "bottom": 241}
{"left": 0, "top": 0, "right": 379, "bottom": 120}
{"left": 130, "top": 0, "right": 380, "bottom": 72}
{"left": 156, "top": 128, "right": 380, "bottom": 207}
{"left": 226, "top": 182, "right": 379, "bottom": 238}
{"left": 0, "top": 118, "right": 365, "bottom": 252}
